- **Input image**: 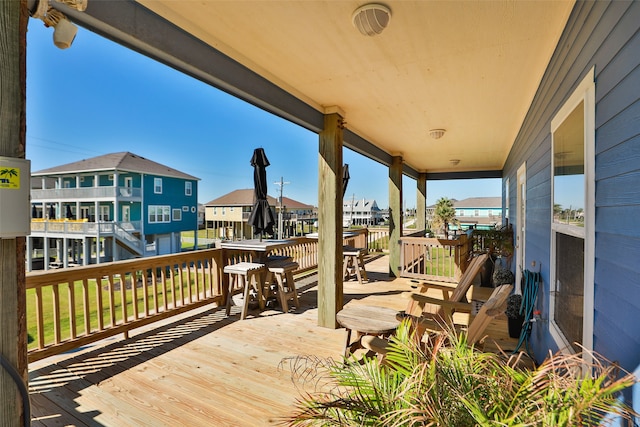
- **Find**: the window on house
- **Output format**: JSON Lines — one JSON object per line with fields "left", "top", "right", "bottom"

{"left": 173, "top": 209, "right": 182, "bottom": 221}
{"left": 185, "top": 181, "right": 192, "bottom": 196}
{"left": 154, "top": 178, "right": 163, "bottom": 194}
{"left": 474, "top": 210, "right": 479, "bottom": 216}
{"left": 148, "top": 205, "right": 171, "bottom": 223}
{"left": 549, "top": 69, "right": 594, "bottom": 355}
{"left": 99, "top": 205, "right": 110, "bottom": 221}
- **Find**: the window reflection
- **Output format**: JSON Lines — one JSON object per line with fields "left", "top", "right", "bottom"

{"left": 553, "top": 101, "right": 584, "bottom": 226}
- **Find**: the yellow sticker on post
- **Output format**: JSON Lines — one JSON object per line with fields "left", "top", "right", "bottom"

{"left": 0, "top": 167, "right": 21, "bottom": 189}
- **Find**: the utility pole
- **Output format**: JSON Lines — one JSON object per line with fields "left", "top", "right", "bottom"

{"left": 274, "top": 177, "right": 290, "bottom": 239}
{"left": 350, "top": 193, "right": 356, "bottom": 226}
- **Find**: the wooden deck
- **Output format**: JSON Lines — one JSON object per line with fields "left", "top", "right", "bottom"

{"left": 28, "top": 254, "right": 522, "bottom": 426}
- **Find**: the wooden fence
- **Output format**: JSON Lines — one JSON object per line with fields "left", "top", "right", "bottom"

{"left": 25, "top": 229, "right": 369, "bottom": 362}
{"left": 399, "top": 234, "right": 473, "bottom": 282}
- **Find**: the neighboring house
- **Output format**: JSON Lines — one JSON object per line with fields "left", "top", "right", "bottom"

{"left": 28, "top": 152, "right": 199, "bottom": 270}
{"left": 343, "top": 198, "right": 383, "bottom": 227}
{"left": 204, "top": 189, "right": 315, "bottom": 239}
{"left": 427, "top": 197, "right": 503, "bottom": 232}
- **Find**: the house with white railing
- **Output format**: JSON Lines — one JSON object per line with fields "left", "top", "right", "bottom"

{"left": 204, "top": 189, "right": 316, "bottom": 239}
{"left": 28, "top": 152, "right": 199, "bottom": 270}
{"left": 343, "top": 198, "right": 383, "bottom": 227}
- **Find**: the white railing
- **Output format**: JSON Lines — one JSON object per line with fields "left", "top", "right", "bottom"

{"left": 30, "top": 220, "right": 143, "bottom": 253}
{"left": 31, "top": 186, "right": 142, "bottom": 200}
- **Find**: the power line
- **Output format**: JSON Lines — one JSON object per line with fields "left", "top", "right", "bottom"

{"left": 273, "top": 177, "right": 290, "bottom": 239}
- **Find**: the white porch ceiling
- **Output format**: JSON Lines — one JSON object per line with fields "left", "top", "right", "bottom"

{"left": 132, "top": 1, "right": 574, "bottom": 174}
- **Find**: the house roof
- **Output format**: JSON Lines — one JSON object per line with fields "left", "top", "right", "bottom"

{"left": 453, "top": 197, "right": 502, "bottom": 209}
{"left": 204, "top": 189, "right": 313, "bottom": 209}
{"left": 32, "top": 152, "right": 199, "bottom": 180}
{"left": 204, "top": 189, "right": 277, "bottom": 207}
{"left": 281, "top": 197, "right": 314, "bottom": 210}
{"left": 344, "top": 199, "right": 380, "bottom": 212}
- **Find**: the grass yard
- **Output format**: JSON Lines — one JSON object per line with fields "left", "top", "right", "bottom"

{"left": 26, "top": 271, "right": 208, "bottom": 351}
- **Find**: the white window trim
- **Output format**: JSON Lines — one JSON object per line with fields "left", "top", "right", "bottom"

{"left": 154, "top": 178, "right": 163, "bottom": 194}
{"left": 172, "top": 208, "right": 182, "bottom": 221}
{"left": 185, "top": 181, "right": 192, "bottom": 196}
{"left": 549, "top": 67, "right": 595, "bottom": 358}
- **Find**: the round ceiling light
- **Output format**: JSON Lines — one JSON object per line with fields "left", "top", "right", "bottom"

{"left": 352, "top": 4, "right": 391, "bottom": 36}
{"left": 429, "top": 129, "right": 446, "bottom": 139}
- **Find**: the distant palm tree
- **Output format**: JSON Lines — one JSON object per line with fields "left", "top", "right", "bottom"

{"left": 431, "top": 197, "right": 458, "bottom": 238}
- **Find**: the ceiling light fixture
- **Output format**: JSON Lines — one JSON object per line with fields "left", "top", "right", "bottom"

{"left": 30, "top": 0, "right": 88, "bottom": 49}
{"left": 352, "top": 4, "right": 391, "bottom": 36}
{"left": 450, "top": 159, "right": 460, "bottom": 166}
{"left": 429, "top": 129, "right": 446, "bottom": 140}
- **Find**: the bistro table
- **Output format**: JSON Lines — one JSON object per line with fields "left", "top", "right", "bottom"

{"left": 220, "top": 238, "right": 296, "bottom": 263}
{"left": 220, "top": 239, "right": 298, "bottom": 313}
{"left": 336, "top": 305, "right": 400, "bottom": 357}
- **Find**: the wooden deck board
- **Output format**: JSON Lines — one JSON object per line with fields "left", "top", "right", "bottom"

{"left": 29, "top": 254, "right": 524, "bottom": 426}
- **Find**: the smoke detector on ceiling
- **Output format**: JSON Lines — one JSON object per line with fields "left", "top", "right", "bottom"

{"left": 352, "top": 4, "right": 391, "bottom": 36}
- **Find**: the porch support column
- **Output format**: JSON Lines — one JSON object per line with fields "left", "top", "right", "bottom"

{"left": 0, "top": 1, "right": 29, "bottom": 424}
{"left": 388, "top": 156, "right": 403, "bottom": 277}
{"left": 416, "top": 173, "right": 427, "bottom": 232}
{"left": 317, "top": 109, "right": 344, "bottom": 328}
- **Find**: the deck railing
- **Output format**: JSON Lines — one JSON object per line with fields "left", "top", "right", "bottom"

{"left": 26, "top": 249, "right": 225, "bottom": 362}
{"left": 25, "top": 229, "right": 370, "bottom": 362}
{"left": 399, "top": 234, "right": 472, "bottom": 282}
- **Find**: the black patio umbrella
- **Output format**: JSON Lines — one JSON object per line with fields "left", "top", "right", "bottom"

{"left": 32, "top": 205, "right": 37, "bottom": 218}
{"left": 247, "top": 148, "right": 276, "bottom": 239}
{"left": 66, "top": 204, "right": 74, "bottom": 219}
{"left": 342, "top": 163, "right": 350, "bottom": 198}
{"left": 49, "top": 204, "right": 55, "bottom": 219}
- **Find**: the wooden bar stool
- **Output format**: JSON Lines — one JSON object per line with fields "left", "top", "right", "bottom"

{"left": 343, "top": 246, "right": 368, "bottom": 284}
{"left": 266, "top": 260, "right": 300, "bottom": 313}
{"left": 223, "top": 262, "right": 266, "bottom": 320}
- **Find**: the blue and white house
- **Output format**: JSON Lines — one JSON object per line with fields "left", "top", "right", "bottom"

{"left": 28, "top": 152, "right": 199, "bottom": 270}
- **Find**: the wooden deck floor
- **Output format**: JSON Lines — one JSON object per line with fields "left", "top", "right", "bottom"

{"left": 28, "top": 255, "right": 523, "bottom": 426}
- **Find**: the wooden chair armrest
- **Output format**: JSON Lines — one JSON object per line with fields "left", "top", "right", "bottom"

{"left": 405, "top": 293, "right": 473, "bottom": 313}
{"left": 411, "top": 280, "right": 458, "bottom": 292}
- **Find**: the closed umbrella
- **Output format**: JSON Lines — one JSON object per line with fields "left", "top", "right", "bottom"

{"left": 247, "top": 148, "right": 276, "bottom": 240}
{"left": 66, "top": 204, "right": 74, "bottom": 219}
{"left": 49, "top": 204, "right": 55, "bottom": 219}
{"left": 342, "top": 163, "right": 350, "bottom": 197}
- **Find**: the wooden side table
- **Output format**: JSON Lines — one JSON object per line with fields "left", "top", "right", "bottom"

{"left": 223, "top": 262, "right": 266, "bottom": 320}
{"left": 343, "top": 246, "right": 368, "bottom": 284}
{"left": 336, "top": 305, "right": 400, "bottom": 357}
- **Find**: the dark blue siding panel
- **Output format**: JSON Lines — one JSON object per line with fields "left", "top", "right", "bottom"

{"left": 597, "top": 135, "right": 640, "bottom": 180}
{"left": 597, "top": 205, "right": 640, "bottom": 239}
{"left": 503, "top": 0, "right": 640, "bottom": 370}
{"left": 597, "top": 99, "right": 640, "bottom": 154}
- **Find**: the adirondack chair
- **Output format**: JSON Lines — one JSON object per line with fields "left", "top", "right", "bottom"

{"left": 405, "top": 253, "right": 489, "bottom": 323}
{"left": 337, "top": 253, "right": 489, "bottom": 358}
{"left": 361, "top": 284, "right": 513, "bottom": 356}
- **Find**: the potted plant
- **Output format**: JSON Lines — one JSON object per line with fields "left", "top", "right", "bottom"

{"left": 492, "top": 267, "right": 515, "bottom": 287}
{"left": 473, "top": 224, "right": 514, "bottom": 286}
{"left": 505, "top": 293, "right": 525, "bottom": 338}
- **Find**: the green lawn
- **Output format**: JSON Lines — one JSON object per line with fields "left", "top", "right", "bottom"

{"left": 26, "top": 273, "right": 206, "bottom": 350}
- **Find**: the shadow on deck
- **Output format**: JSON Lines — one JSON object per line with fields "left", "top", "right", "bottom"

{"left": 28, "top": 254, "right": 523, "bottom": 426}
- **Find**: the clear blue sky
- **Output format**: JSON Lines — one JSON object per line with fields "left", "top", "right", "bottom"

{"left": 26, "top": 23, "right": 500, "bottom": 208}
